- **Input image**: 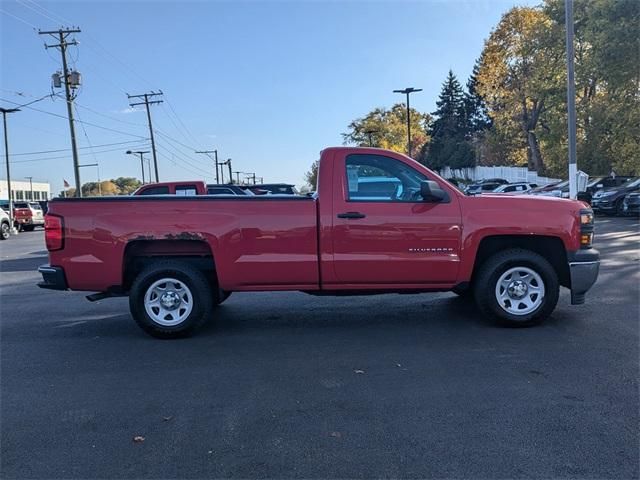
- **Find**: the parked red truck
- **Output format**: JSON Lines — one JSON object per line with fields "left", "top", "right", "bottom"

{"left": 38, "top": 147, "right": 599, "bottom": 338}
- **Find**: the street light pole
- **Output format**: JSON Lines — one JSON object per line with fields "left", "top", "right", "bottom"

{"left": 393, "top": 87, "right": 422, "bottom": 157}
{"left": 565, "top": 0, "right": 578, "bottom": 200}
{"left": 1, "top": 107, "right": 19, "bottom": 232}
{"left": 127, "top": 150, "right": 150, "bottom": 184}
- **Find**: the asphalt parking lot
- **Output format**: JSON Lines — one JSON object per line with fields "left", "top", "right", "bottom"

{"left": 1, "top": 216, "right": 638, "bottom": 479}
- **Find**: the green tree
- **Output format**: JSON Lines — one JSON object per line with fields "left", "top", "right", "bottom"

{"left": 464, "top": 59, "right": 492, "bottom": 134}
{"left": 305, "top": 160, "right": 319, "bottom": 189}
{"left": 342, "top": 103, "right": 431, "bottom": 157}
{"left": 112, "top": 177, "right": 142, "bottom": 195}
{"left": 420, "top": 70, "right": 475, "bottom": 170}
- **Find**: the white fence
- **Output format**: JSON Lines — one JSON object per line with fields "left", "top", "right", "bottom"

{"left": 440, "top": 165, "right": 561, "bottom": 186}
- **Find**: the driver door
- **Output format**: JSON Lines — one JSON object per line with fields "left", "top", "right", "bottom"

{"left": 329, "top": 152, "right": 462, "bottom": 286}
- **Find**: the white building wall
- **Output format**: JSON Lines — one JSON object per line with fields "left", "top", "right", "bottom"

{"left": 440, "top": 166, "right": 560, "bottom": 186}
{"left": 0, "top": 179, "right": 51, "bottom": 201}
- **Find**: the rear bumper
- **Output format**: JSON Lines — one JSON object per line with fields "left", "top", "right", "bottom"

{"left": 37, "top": 264, "right": 68, "bottom": 290}
{"left": 568, "top": 249, "right": 600, "bottom": 305}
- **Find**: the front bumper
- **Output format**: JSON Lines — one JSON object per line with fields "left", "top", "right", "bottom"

{"left": 591, "top": 198, "right": 617, "bottom": 212}
{"left": 37, "top": 264, "right": 68, "bottom": 290}
{"left": 568, "top": 249, "right": 600, "bottom": 305}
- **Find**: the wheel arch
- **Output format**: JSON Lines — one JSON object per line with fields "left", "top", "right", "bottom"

{"left": 122, "top": 239, "right": 218, "bottom": 292}
{"left": 471, "top": 235, "right": 570, "bottom": 288}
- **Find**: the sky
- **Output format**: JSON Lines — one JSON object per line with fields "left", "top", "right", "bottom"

{"left": 1, "top": 0, "right": 537, "bottom": 194}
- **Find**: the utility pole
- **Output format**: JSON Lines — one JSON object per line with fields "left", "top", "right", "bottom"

{"left": 128, "top": 91, "right": 163, "bottom": 182}
{"left": 24, "top": 176, "right": 33, "bottom": 200}
{"left": 225, "top": 159, "right": 232, "bottom": 184}
{"left": 195, "top": 149, "right": 219, "bottom": 184}
{"left": 233, "top": 171, "right": 246, "bottom": 184}
{"left": 127, "top": 150, "right": 150, "bottom": 183}
{"left": 40, "top": 28, "right": 82, "bottom": 196}
{"left": 393, "top": 87, "right": 422, "bottom": 157}
{"left": 565, "top": 0, "right": 578, "bottom": 200}
{"left": 245, "top": 172, "right": 257, "bottom": 185}
{"left": 1, "top": 107, "right": 19, "bottom": 232}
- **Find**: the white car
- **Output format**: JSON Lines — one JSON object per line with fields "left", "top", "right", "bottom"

{"left": 491, "top": 182, "right": 537, "bottom": 194}
{"left": 0, "top": 207, "right": 11, "bottom": 240}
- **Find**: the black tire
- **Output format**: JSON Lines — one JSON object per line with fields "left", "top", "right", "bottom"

{"left": 217, "top": 290, "right": 232, "bottom": 305}
{"left": 474, "top": 248, "right": 559, "bottom": 327}
{"left": 615, "top": 199, "right": 625, "bottom": 216}
{"left": 22, "top": 225, "right": 35, "bottom": 232}
{"left": 0, "top": 221, "right": 10, "bottom": 240}
{"left": 452, "top": 286, "right": 473, "bottom": 298}
{"left": 129, "top": 261, "right": 214, "bottom": 339}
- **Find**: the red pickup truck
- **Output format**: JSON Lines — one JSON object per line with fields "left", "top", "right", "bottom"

{"left": 38, "top": 147, "right": 600, "bottom": 338}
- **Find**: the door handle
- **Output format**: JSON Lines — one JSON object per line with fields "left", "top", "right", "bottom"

{"left": 337, "top": 211, "right": 366, "bottom": 219}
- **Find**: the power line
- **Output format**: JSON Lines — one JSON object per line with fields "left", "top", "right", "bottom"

{"left": 156, "top": 150, "right": 211, "bottom": 180}
{"left": 12, "top": 140, "right": 148, "bottom": 156}
{"left": 10, "top": 144, "right": 149, "bottom": 164}
{"left": 154, "top": 140, "right": 212, "bottom": 178}
{"left": 0, "top": 98, "right": 150, "bottom": 139}
{"left": 154, "top": 129, "right": 209, "bottom": 164}
{"left": 0, "top": 8, "right": 38, "bottom": 29}
{"left": 74, "top": 101, "right": 147, "bottom": 128}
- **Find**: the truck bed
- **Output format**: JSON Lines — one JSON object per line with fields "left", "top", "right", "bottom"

{"left": 47, "top": 196, "right": 319, "bottom": 292}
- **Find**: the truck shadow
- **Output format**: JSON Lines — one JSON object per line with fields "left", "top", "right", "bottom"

{"left": 0, "top": 255, "right": 48, "bottom": 273}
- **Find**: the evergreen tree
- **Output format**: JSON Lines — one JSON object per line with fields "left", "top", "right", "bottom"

{"left": 464, "top": 59, "right": 492, "bottom": 134}
{"left": 420, "top": 70, "right": 475, "bottom": 170}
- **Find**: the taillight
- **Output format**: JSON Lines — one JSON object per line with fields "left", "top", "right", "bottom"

{"left": 579, "top": 208, "right": 594, "bottom": 249}
{"left": 45, "top": 214, "right": 64, "bottom": 251}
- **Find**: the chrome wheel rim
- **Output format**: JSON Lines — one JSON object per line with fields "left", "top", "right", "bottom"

{"left": 495, "top": 266, "right": 545, "bottom": 316}
{"left": 144, "top": 278, "right": 193, "bottom": 326}
{"left": 1, "top": 223, "right": 9, "bottom": 239}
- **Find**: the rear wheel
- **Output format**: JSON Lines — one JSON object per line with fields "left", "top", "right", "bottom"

{"left": 22, "top": 225, "right": 35, "bottom": 232}
{"left": 129, "top": 261, "right": 214, "bottom": 338}
{"left": 0, "top": 221, "right": 10, "bottom": 240}
{"left": 474, "top": 249, "right": 559, "bottom": 327}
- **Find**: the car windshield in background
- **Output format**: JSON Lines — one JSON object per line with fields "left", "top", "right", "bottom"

{"left": 621, "top": 177, "right": 640, "bottom": 188}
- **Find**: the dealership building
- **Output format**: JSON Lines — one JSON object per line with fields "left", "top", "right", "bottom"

{"left": 0, "top": 179, "right": 51, "bottom": 202}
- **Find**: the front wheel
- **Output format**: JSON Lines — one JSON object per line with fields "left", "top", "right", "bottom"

{"left": 0, "top": 222, "right": 10, "bottom": 240}
{"left": 474, "top": 249, "right": 559, "bottom": 327}
{"left": 129, "top": 261, "right": 214, "bottom": 338}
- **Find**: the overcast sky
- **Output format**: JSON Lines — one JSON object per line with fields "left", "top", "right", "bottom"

{"left": 1, "top": 0, "right": 536, "bottom": 194}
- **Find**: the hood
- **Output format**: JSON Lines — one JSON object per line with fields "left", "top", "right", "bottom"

{"left": 467, "top": 192, "right": 588, "bottom": 211}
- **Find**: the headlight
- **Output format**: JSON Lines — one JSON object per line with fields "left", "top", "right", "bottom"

{"left": 600, "top": 191, "right": 617, "bottom": 197}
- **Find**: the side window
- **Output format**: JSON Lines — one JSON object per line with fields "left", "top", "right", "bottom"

{"left": 175, "top": 185, "right": 197, "bottom": 196}
{"left": 208, "top": 187, "right": 234, "bottom": 195}
{"left": 138, "top": 186, "right": 170, "bottom": 195}
{"left": 345, "top": 154, "right": 428, "bottom": 202}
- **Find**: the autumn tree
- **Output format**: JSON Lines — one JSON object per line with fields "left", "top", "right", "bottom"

{"left": 342, "top": 103, "right": 431, "bottom": 157}
{"left": 476, "top": 6, "right": 564, "bottom": 172}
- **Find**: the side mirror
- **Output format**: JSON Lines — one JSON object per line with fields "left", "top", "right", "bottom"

{"left": 420, "top": 180, "right": 447, "bottom": 203}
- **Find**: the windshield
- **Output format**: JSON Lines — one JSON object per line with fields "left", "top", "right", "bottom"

{"left": 621, "top": 177, "right": 640, "bottom": 188}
